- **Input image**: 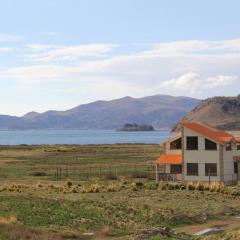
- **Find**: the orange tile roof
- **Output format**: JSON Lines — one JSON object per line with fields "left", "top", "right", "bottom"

{"left": 182, "top": 122, "right": 233, "bottom": 144}
{"left": 235, "top": 137, "right": 240, "bottom": 143}
{"left": 154, "top": 154, "right": 182, "bottom": 164}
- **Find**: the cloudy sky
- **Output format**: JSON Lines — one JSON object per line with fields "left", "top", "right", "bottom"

{"left": 0, "top": 0, "right": 240, "bottom": 116}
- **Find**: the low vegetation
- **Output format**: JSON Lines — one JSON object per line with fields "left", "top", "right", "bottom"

{"left": 0, "top": 145, "right": 239, "bottom": 239}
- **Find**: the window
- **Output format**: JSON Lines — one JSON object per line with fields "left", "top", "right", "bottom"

{"left": 187, "top": 163, "right": 198, "bottom": 176}
{"left": 186, "top": 136, "right": 198, "bottom": 150}
{"left": 170, "top": 164, "right": 182, "bottom": 174}
{"left": 226, "top": 144, "right": 232, "bottom": 151}
{"left": 234, "top": 162, "right": 238, "bottom": 174}
{"left": 237, "top": 145, "right": 240, "bottom": 151}
{"left": 170, "top": 138, "right": 182, "bottom": 150}
{"left": 205, "top": 163, "right": 217, "bottom": 176}
{"left": 205, "top": 138, "right": 217, "bottom": 150}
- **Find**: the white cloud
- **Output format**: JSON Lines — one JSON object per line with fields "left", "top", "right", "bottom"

{"left": 56, "top": 79, "right": 143, "bottom": 100}
{"left": 0, "top": 34, "right": 19, "bottom": 42}
{"left": 4, "top": 65, "right": 74, "bottom": 83}
{"left": 142, "top": 39, "right": 240, "bottom": 56}
{"left": 160, "top": 73, "right": 237, "bottom": 94}
{"left": 27, "top": 44, "right": 118, "bottom": 62}
{"left": 1, "top": 39, "right": 240, "bottom": 99}
{"left": 26, "top": 44, "right": 57, "bottom": 51}
{"left": 0, "top": 47, "right": 13, "bottom": 52}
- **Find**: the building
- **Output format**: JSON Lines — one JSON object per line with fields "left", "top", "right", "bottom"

{"left": 154, "top": 122, "right": 240, "bottom": 184}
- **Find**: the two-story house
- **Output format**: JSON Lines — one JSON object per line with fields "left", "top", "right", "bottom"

{"left": 154, "top": 122, "right": 240, "bottom": 184}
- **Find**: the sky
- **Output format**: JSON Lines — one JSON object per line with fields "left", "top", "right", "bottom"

{"left": 0, "top": 0, "right": 240, "bottom": 116}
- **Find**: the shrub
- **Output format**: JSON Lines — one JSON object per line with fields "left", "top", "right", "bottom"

{"left": 187, "top": 182, "right": 195, "bottom": 191}
{"left": 167, "top": 184, "right": 175, "bottom": 190}
{"left": 107, "top": 182, "right": 117, "bottom": 192}
{"left": 131, "top": 181, "right": 144, "bottom": 191}
{"left": 33, "top": 171, "right": 46, "bottom": 177}
{"left": 195, "top": 182, "right": 205, "bottom": 191}
{"left": 36, "top": 182, "right": 43, "bottom": 188}
{"left": 71, "top": 187, "right": 79, "bottom": 193}
{"left": 105, "top": 173, "right": 118, "bottom": 180}
{"left": 159, "top": 182, "right": 168, "bottom": 190}
{"left": 66, "top": 181, "right": 73, "bottom": 188}
{"left": 89, "top": 183, "right": 101, "bottom": 193}
{"left": 147, "top": 183, "right": 158, "bottom": 190}
{"left": 80, "top": 186, "right": 88, "bottom": 193}
{"left": 135, "top": 181, "right": 144, "bottom": 188}
{"left": 203, "top": 183, "right": 210, "bottom": 191}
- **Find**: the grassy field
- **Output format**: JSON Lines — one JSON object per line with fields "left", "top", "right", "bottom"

{"left": 0, "top": 144, "right": 161, "bottom": 180}
{"left": 0, "top": 145, "right": 240, "bottom": 240}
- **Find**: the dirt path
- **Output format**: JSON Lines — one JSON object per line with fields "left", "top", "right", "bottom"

{"left": 175, "top": 216, "right": 240, "bottom": 235}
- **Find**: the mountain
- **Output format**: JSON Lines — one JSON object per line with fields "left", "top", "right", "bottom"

{"left": 0, "top": 95, "right": 200, "bottom": 130}
{"left": 173, "top": 95, "right": 240, "bottom": 131}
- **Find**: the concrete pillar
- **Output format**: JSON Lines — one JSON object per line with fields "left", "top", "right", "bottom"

{"left": 219, "top": 145, "right": 224, "bottom": 182}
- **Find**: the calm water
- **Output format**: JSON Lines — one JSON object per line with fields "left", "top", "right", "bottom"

{"left": 0, "top": 130, "right": 171, "bottom": 145}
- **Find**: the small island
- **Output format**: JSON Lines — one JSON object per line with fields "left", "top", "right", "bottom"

{"left": 117, "top": 123, "right": 155, "bottom": 132}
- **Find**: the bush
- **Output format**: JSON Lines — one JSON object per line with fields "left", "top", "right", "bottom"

{"left": 159, "top": 182, "right": 168, "bottom": 190}
{"left": 33, "top": 171, "right": 46, "bottom": 177}
{"left": 89, "top": 183, "right": 101, "bottom": 193}
{"left": 131, "top": 181, "right": 144, "bottom": 191}
{"left": 66, "top": 181, "right": 73, "bottom": 188}
{"left": 147, "top": 183, "right": 158, "bottom": 190}
{"left": 107, "top": 182, "right": 117, "bottom": 192}
{"left": 187, "top": 182, "right": 195, "bottom": 191}
{"left": 105, "top": 173, "right": 118, "bottom": 180}
{"left": 195, "top": 182, "right": 204, "bottom": 191}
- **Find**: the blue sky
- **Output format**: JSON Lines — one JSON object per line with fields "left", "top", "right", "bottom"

{"left": 0, "top": 0, "right": 240, "bottom": 116}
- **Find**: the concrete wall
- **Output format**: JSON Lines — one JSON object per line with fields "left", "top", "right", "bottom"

{"left": 223, "top": 147, "right": 235, "bottom": 183}
{"left": 224, "top": 142, "right": 240, "bottom": 183}
{"left": 183, "top": 127, "right": 221, "bottom": 182}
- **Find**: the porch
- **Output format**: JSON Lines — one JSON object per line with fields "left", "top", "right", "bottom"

{"left": 154, "top": 154, "right": 183, "bottom": 183}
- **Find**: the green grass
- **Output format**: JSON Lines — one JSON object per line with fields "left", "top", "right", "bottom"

{"left": 0, "top": 181, "right": 240, "bottom": 239}
{"left": 0, "top": 145, "right": 240, "bottom": 239}
{"left": 0, "top": 144, "right": 161, "bottom": 180}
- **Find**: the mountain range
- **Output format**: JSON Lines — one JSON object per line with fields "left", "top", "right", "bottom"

{"left": 0, "top": 95, "right": 200, "bottom": 130}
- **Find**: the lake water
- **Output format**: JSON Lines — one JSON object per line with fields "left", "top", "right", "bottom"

{"left": 0, "top": 130, "right": 171, "bottom": 145}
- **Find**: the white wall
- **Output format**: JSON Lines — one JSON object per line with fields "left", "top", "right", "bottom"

{"left": 183, "top": 127, "right": 220, "bottom": 182}
{"left": 163, "top": 127, "right": 240, "bottom": 184}
{"left": 224, "top": 142, "right": 240, "bottom": 183}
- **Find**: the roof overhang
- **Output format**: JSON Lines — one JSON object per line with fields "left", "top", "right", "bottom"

{"left": 154, "top": 154, "right": 182, "bottom": 165}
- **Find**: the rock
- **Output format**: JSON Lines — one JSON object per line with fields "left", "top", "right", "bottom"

{"left": 135, "top": 227, "right": 173, "bottom": 240}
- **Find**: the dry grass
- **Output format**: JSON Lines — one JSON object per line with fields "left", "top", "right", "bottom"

{"left": 0, "top": 223, "right": 64, "bottom": 240}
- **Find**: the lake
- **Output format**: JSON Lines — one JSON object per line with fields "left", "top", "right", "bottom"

{"left": 0, "top": 130, "right": 171, "bottom": 145}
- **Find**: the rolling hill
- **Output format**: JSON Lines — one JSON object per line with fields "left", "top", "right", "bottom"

{"left": 0, "top": 95, "right": 200, "bottom": 130}
{"left": 173, "top": 95, "right": 240, "bottom": 131}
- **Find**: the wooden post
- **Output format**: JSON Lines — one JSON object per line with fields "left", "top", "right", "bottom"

{"left": 155, "top": 164, "right": 159, "bottom": 184}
